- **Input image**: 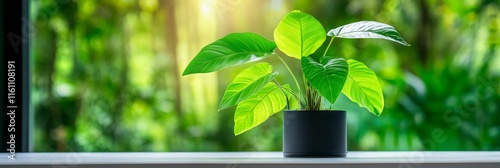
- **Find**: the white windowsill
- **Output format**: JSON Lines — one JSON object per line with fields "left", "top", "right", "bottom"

{"left": 1, "top": 152, "right": 499, "bottom": 168}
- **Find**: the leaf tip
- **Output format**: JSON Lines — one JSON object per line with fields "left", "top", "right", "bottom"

{"left": 181, "top": 68, "right": 193, "bottom": 76}
{"left": 234, "top": 129, "right": 243, "bottom": 136}
{"left": 373, "top": 109, "right": 382, "bottom": 116}
{"left": 399, "top": 41, "right": 411, "bottom": 46}
{"left": 217, "top": 99, "right": 231, "bottom": 112}
{"left": 218, "top": 103, "right": 230, "bottom": 112}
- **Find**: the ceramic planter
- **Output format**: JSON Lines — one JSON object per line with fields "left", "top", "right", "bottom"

{"left": 283, "top": 110, "right": 347, "bottom": 157}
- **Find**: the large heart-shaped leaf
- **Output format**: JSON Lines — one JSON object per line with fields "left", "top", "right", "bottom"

{"left": 182, "top": 32, "right": 276, "bottom": 75}
{"left": 219, "top": 63, "right": 278, "bottom": 110}
{"left": 234, "top": 83, "right": 289, "bottom": 135}
{"left": 301, "top": 56, "right": 348, "bottom": 103}
{"left": 342, "top": 59, "right": 384, "bottom": 116}
{"left": 327, "top": 21, "right": 410, "bottom": 46}
{"left": 274, "top": 10, "right": 326, "bottom": 59}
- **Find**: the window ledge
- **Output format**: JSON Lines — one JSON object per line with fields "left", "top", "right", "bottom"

{"left": 2, "top": 152, "right": 499, "bottom": 168}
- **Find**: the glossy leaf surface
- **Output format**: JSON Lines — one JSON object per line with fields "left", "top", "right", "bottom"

{"left": 301, "top": 56, "right": 348, "bottom": 104}
{"left": 328, "top": 21, "right": 410, "bottom": 46}
{"left": 342, "top": 59, "right": 384, "bottom": 115}
{"left": 183, "top": 32, "right": 276, "bottom": 75}
{"left": 234, "top": 83, "right": 288, "bottom": 135}
{"left": 219, "top": 63, "right": 278, "bottom": 110}
{"left": 274, "top": 10, "right": 326, "bottom": 59}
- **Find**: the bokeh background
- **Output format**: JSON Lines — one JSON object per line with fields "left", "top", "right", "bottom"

{"left": 30, "top": 0, "right": 499, "bottom": 152}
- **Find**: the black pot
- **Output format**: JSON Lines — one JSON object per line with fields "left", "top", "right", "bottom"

{"left": 283, "top": 110, "right": 346, "bottom": 157}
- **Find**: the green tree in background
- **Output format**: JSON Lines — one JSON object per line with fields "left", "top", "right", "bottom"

{"left": 31, "top": 0, "right": 499, "bottom": 152}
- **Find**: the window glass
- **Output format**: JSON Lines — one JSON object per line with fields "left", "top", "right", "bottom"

{"left": 31, "top": 0, "right": 500, "bottom": 152}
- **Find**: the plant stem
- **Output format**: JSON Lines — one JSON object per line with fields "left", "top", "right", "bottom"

{"left": 272, "top": 78, "right": 289, "bottom": 109}
{"left": 322, "top": 37, "right": 335, "bottom": 57}
{"left": 303, "top": 73, "right": 309, "bottom": 109}
{"left": 282, "top": 86, "right": 301, "bottom": 102}
{"left": 277, "top": 55, "right": 303, "bottom": 97}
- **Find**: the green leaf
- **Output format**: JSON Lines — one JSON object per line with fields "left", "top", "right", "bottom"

{"left": 342, "top": 59, "right": 384, "bottom": 116}
{"left": 327, "top": 21, "right": 410, "bottom": 46}
{"left": 301, "top": 56, "right": 348, "bottom": 104}
{"left": 182, "top": 32, "right": 276, "bottom": 75}
{"left": 234, "top": 83, "right": 287, "bottom": 135}
{"left": 274, "top": 10, "right": 326, "bottom": 59}
{"left": 219, "top": 63, "right": 278, "bottom": 110}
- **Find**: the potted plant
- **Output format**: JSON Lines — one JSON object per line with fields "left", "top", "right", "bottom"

{"left": 182, "top": 10, "right": 409, "bottom": 157}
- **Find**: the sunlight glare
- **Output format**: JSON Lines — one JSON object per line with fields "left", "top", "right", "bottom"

{"left": 201, "top": 3, "right": 210, "bottom": 14}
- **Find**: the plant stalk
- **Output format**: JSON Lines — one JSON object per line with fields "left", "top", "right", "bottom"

{"left": 277, "top": 55, "right": 303, "bottom": 98}
{"left": 273, "top": 78, "right": 290, "bottom": 110}
{"left": 322, "top": 37, "right": 335, "bottom": 57}
{"left": 272, "top": 78, "right": 289, "bottom": 109}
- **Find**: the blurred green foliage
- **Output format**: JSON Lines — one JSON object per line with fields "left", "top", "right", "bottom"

{"left": 31, "top": 0, "right": 499, "bottom": 152}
